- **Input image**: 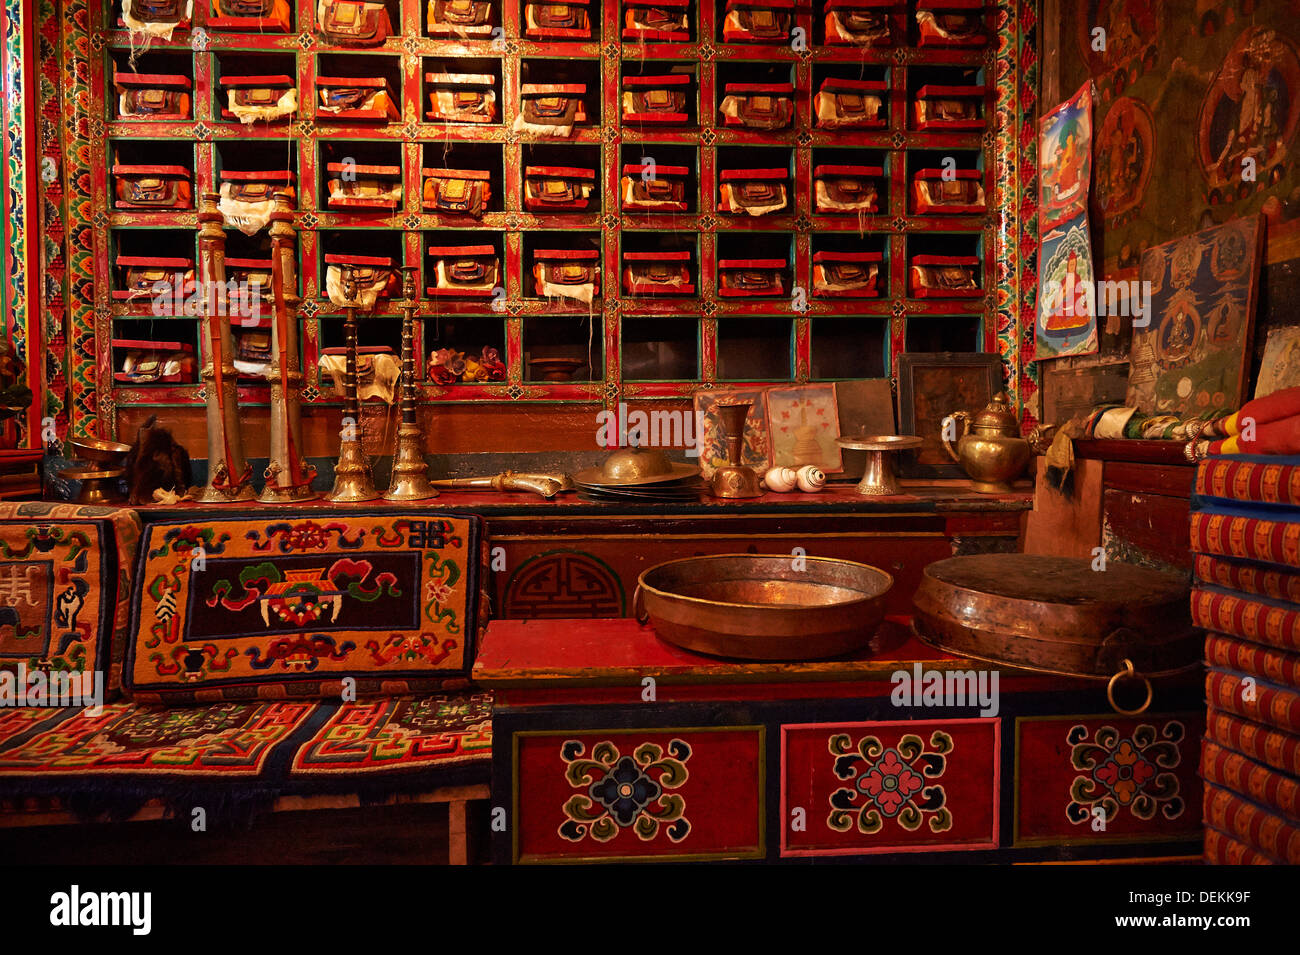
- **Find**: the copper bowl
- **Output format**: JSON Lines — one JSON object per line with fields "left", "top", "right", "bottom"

{"left": 69, "top": 436, "right": 132, "bottom": 465}
{"left": 635, "top": 554, "right": 893, "bottom": 661}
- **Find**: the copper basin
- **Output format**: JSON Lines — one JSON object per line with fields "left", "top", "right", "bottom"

{"left": 636, "top": 554, "right": 893, "bottom": 661}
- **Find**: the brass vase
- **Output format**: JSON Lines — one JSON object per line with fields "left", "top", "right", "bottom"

{"left": 710, "top": 401, "right": 761, "bottom": 499}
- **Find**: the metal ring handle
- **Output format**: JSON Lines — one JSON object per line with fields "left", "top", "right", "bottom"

{"left": 632, "top": 585, "right": 649, "bottom": 626}
{"left": 1106, "top": 658, "right": 1153, "bottom": 716}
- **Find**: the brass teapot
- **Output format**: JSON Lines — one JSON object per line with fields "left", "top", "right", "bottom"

{"left": 942, "top": 391, "right": 1030, "bottom": 493}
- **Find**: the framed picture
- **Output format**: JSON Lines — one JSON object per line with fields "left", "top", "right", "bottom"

{"left": 897, "top": 352, "right": 1004, "bottom": 478}
{"left": 692, "top": 388, "right": 772, "bottom": 480}
{"left": 1255, "top": 325, "right": 1300, "bottom": 399}
{"left": 766, "top": 384, "right": 843, "bottom": 473}
{"left": 1040, "top": 361, "right": 1129, "bottom": 426}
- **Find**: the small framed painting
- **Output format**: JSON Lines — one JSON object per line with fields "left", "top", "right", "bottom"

{"left": 692, "top": 387, "right": 772, "bottom": 479}
{"left": 897, "top": 352, "right": 1004, "bottom": 478}
{"left": 766, "top": 384, "right": 844, "bottom": 473}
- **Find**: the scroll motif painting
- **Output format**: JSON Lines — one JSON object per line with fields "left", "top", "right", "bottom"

{"left": 1125, "top": 215, "right": 1264, "bottom": 418}
{"left": 1036, "top": 83, "right": 1100, "bottom": 360}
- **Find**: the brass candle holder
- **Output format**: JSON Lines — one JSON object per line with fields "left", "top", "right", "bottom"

{"left": 710, "top": 400, "right": 761, "bottom": 499}
{"left": 328, "top": 264, "right": 381, "bottom": 503}
{"left": 384, "top": 267, "right": 437, "bottom": 501}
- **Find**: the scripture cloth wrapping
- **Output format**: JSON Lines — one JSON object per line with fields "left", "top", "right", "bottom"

{"left": 824, "top": 2, "right": 890, "bottom": 44}
{"left": 1199, "top": 387, "right": 1300, "bottom": 439}
{"left": 718, "top": 260, "right": 786, "bottom": 297}
{"left": 124, "top": 513, "right": 486, "bottom": 702}
{"left": 316, "top": 0, "right": 392, "bottom": 45}
{"left": 234, "top": 330, "right": 272, "bottom": 376}
{"left": 1202, "top": 747, "right": 1300, "bottom": 848}
{"left": 426, "top": 73, "right": 498, "bottom": 123}
{"left": 514, "top": 85, "right": 586, "bottom": 137}
{"left": 814, "top": 80, "right": 886, "bottom": 129}
{"left": 524, "top": 166, "right": 596, "bottom": 211}
{"left": 621, "top": 75, "right": 691, "bottom": 123}
{"left": 317, "top": 83, "right": 397, "bottom": 119}
{"left": 0, "top": 694, "right": 492, "bottom": 822}
{"left": 318, "top": 349, "right": 401, "bottom": 403}
{"left": 1195, "top": 454, "right": 1300, "bottom": 507}
{"left": 722, "top": 0, "right": 792, "bottom": 41}
{"left": 533, "top": 253, "right": 599, "bottom": 304}
{"left": 913, "top": 171, "right": 986, "bottom": 213}
{"left": 115, "top": 74, "right": 191, "bottom": 119}
{"left": 622, "top": 252, "right": 693, "bottom": 296}
{"left": 1204, "top": 632, "right": 1300, "bottom": 690}
{"left": 122, "top": 0, "right": 193, "bottom": 40}
{"left": 916, "top": 8, "right": 985, "bottom": 45}
{"left": 1195, "top": 553, "right": 1300, "bottom": 604}
{"left": 0, "top": 503, "right": 143, "bottom": 700}
{"left": 1204, "top": 827, "right": 1275, "bottom": 865}
{"left": 814, "top": 166, "right": 881, "bottom": 213}
{"left": 219, "top": 177, "right": 295, "bottom": 236}
{"left": 422, "top": 168, "right": 492, "bottom": 217}
{"left": 116, "top": 260, "right": 195, "bottom": 302}
{"left": 1204, "top": 781, "right": 1300, "bottom": 863}
{"left": 914, "top": 86, "right": 984, "bottom": 128}
{"left": 1207, "top": 669, "right": 1300, "bottom": 736}
{"left": 228, "top": 86, "right": 298, "bottom": 124}
{"left": 620, "top": 165, "right": 687, "bottom": 211}
{"left": 210, "top": 0, "right": 290, "bottom": 24}
{"left": 1192, "top": 589, "right": 1300, "bottom": 654}
{"left": 719, "top": 171, "right": 789, "bottom": 216}
{"left": 623, "top": 0, "right": 689, "bottom": 38}
{"left": 325, "top": 263, "right": 394, "bottom": 310}
{"left": 1190, "top": 509, "right": 1300, "bottom": 567}
{"left": 116, "top": 343, "right": 195, "bottom": 384}
{"left": 813, "top": 253, "right": 880, "bottom": 297}
{"left": 428, "top": 247, "right": 500, "bottom": 296}
{"left": 910, "top": 257, "right": 980, "bottom": 296}
{"left": 427, "top": 0, "right": 494, "bottom": 36}
{"left": 524, "top": 0, "right": 590, "bottom": 36}
{"left": 718, "top": 86, "right": 794, "bottom": 130}
{"left": 325, "top": 165, "right": 401, "bottom": 210}
{"left": 113, "top": 165, "right": 193, "bottom": 209}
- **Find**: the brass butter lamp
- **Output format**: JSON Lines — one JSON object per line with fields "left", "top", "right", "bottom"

{"left": 384, "top": 267, "right": 437, "bottom": 501}
{"left": 328, "top": 264, "right": 381, "bottom": 503}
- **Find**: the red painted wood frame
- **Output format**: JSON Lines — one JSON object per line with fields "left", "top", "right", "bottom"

{"left": 93, "top": 0, "right": 1004, "bottom": 429}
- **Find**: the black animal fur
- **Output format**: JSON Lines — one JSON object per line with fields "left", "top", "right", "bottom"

{"left": 123, "top": 415, "right": 192, "bottom": 505}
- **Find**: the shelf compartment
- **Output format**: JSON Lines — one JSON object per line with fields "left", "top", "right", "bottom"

{"left": 622, "top": 0, "right": 692, "bottom": 42}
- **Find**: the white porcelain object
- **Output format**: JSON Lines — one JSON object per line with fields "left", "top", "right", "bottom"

{"left": 762, "top": 466, "right": 798, "bottom": 493}
{"left": 796, "top": 465, "right": 827, "bottom": 492}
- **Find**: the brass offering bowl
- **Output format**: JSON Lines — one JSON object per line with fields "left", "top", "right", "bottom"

{"left": 68, "top": 436, "right": 132, "bottom": 466}
{"left": 835, "top": 434, "right": 923, "bottom": 496}
{"left": 528, "top": 357, "right": 584, "bottom": 382}
{"left": 58, "top": 466, "right": 127, "bottom": 506}
{"left": 636, "top": 554, "right": 893, "bottom": 661}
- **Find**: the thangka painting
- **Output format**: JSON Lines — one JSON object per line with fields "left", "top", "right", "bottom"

{"left": 1126, "top": 215, "right": 1264, "bottom": 418}
{"left": 1254, "top": 325, "right": 1300, "bottom": 398}
{"left": 1036, "top": 83, "right": 1100, "bottom": 360}
{"left": 693, "top": 388, "right": 772, "bottom": 480}
{"left": 125, "top": 512, "right": 483, "bottom": 703}
{"left": 766, "top": 384, "right": 843, "bottom": 473}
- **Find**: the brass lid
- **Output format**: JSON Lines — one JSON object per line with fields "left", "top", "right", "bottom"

{"left": 574, "top": 447, "right": 700, "bottom": 487}
{"left": 969, "top": 391, "right": 1019, "bottom": 433}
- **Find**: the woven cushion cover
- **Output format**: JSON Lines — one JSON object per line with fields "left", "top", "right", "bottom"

{"left": 0, "top": 503, "right": 142, "bottom": 697}
{"left": 0, "top": 692, "right": 491, "bottom": 818}
{"left": 126, "top": 511, "right": 484, "bottom": 702}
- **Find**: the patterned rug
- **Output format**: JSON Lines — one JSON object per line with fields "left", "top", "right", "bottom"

{"left": 126, "top": 511, "right": 484, "bottom": 703}
{"left": 0, "top": 692, "right": 491, "bottom": 821}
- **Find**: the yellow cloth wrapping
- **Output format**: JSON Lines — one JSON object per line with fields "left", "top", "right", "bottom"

{"left": 317, "top": 352, "right": 401, "bottom": 404}
{"left": 228, "top": 88, "right": 298, "bottom": 125}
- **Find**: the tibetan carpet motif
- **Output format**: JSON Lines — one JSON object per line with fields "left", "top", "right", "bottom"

{"left": 0, "top": 695, "right": 492, "bottom": 798}
{"left": 126, "top": 513, "right": 482, "bottom": 702}
{"left": 0, "top": 516, "right": 116, "bottom": 684}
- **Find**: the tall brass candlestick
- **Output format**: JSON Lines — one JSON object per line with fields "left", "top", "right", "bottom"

{"left": 195, "top": 193, "right": 256, "bottom": 502}
{"left": 328, "top": 264, "right": 381, "bottom": 503}
{"left": 384, "top": 267, "right": 436, "bottom": 500}
{"left": 259, "top": 191, "right": 319, "bottom": 503}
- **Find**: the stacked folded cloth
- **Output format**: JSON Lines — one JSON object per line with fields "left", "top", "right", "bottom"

{"left": 1191, "top": 445, "right": 1300, "bottom": 863}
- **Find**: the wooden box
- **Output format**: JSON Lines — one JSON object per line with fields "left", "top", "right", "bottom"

{"left": 523, "top": 0, "right": 591, "bottom": 38}
{"left": 718, "top": 168, "right": 789, "bottom": 217}
{"left": 325, "top": 162, "right": 401, "bottom": 211}
{"left": 533, "top": 249, "right": 600, "bottom": 303}
{"left": 813, "top": 163, "right": 882, "bottom": 214}
{"left": 425, "top": 72, "right": 499, "bottom": 124}
{"left": 315, "top": 0, "right": 393, "bottom": 47}
{"left": 912, "top": 167, "right": 986, "bottom": 214}
{"left": 910, "top": 254, "right": 981, "bottom": 298}
{"left": 316, "top": 75, "right": 399, "bottom": 121}
{"left": 422, "top": 167, "right": 493, "bottom": 217}
{"left": 219, "top": 74, "right": 297, "bottom": 124}
{"left": 427, "top": 244, "right": 501, "bottom": 298}
{"left": 113, "top": 255, "right": 195, "bottom": 303}
{"left": 524, "top": 165, "right": 596, "bottom": 212}
{"left": 813, "top": 250, "right": 882, "bottom": 298}
{"left": 721, "top": 0, "right": 792, "bottom": 42}
{"left": 622, "top": 74, "right": 691, "bottom": 125}
{"left": 620, "top": 163, "right": 687, "bottom": 212}
{"left": 814, "top": 77, "right": 887, "bottom": 129}
{"left": 426, "top": 0, "right": 494, "bottom": 36}
{"left": 622, "top": 250, "right": 695, "bottom": 297}
{"left": 517, "top": 83, "right": 588, "bottom": 136}
{"left": 719, "top": 82, "right": 794, "bottom": 130}
{"left": 718, "top": 258, "right": 786, "bottom": 297}
{"left": 113, "top": 339, "right": 195, "bottom": 384}
{"left": 113, "top": 71, "right": 191, "bottom": 120}
{"left": 111, "top": 164, "right": 193, "bottom": 210}
{"left": 622, "top": 0, "right": 690, "bottom": 41}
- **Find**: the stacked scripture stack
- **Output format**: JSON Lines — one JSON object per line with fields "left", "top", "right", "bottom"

{"left": 1191, "top": 454, "right": 1300, "bottom": 864}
